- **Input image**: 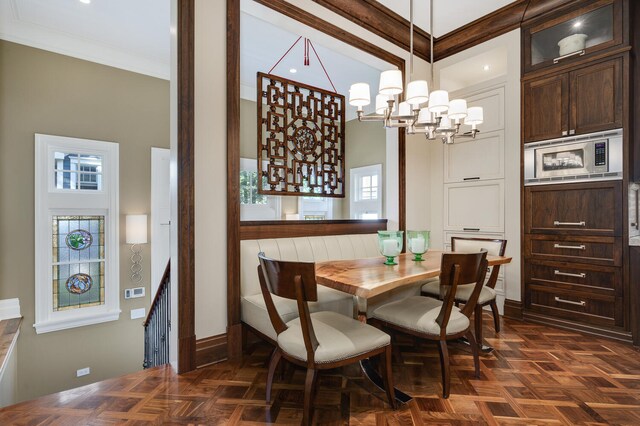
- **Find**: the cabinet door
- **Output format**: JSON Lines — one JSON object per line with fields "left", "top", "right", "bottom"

{"left": 570, "top": 58, "right": 623, "bottom": 136}
{"left": 444, "top": 180, "right": 504, "bottom": 233}
{"left": 523, "top": 73, "right": 569, "bottom": 143}
{"left": 524, "top": 181, "right": 622, "bottom": 236}
{"left": 444, "top": 131, "right": 504, "bottom": 183}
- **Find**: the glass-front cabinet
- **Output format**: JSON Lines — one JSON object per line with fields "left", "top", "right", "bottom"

{"left": 523, "top": 0, "right": 623, "bottom": 73}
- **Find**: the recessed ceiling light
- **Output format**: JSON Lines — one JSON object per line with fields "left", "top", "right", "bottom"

{"left": 573, "top": 21, "right": 582, "bottom": 28}
{"left": 483, "top": 65, "right": 490, "bottom": 71}
{"left": 79, "top": 0, "right": 91, "bottom": 4}
{"left": 289, "top": 68, "right": 297, "bottom": 74}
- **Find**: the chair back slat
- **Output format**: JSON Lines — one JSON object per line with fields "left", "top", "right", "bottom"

{"left": 436, "top": 251, "right": 489, "bottom": 334}
{"left": 439, "top": 251, "right": 487, "bottom": 287}
{"left": 258, "top": 252, "right": 318, "bottom": 302}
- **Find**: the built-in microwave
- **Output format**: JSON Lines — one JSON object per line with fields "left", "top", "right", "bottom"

{"left": 524, "top": 129, "right": 623, "bottom": 185}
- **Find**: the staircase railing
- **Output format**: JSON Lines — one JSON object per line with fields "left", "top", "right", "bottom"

{"left": 143, "top": 261, "right": 171, "bottom": 369}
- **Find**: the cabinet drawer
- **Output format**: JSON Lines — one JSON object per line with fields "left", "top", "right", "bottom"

{"left": 525, "top": 260, "right": 620, "bottom": 293}
{"left": 525, "top": 235, "right": 622, "bottom": 266}
{"left": 524, "top": 181, "right": 622, "bottom": 236}
{"left": 528, "top": 286, "right": 617, "bottom": 327}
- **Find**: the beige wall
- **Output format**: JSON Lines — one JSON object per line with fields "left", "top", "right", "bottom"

{"left": 0, "top": 40, "right": 170, "bottom": 400}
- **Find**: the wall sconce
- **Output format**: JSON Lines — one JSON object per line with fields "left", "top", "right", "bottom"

{"left": 126, "top": 214, "right": 148, "bottom": 283}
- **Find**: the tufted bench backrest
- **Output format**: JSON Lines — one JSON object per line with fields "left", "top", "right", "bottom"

{"left": 240, "top": 234, "right": 380, "bottom": 298}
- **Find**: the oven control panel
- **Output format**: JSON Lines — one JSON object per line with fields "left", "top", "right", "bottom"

{"left": 595, "top": 142, "right": 607, "bottom": 166}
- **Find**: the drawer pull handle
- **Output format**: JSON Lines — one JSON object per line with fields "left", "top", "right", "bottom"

{"left": 554, "top": 270, "right": 586, "bottom": 278}
{"left": 553, "top": 220, "right": 586, "bottom": 227}
{"left": 553, "top": 243, "right": 586, "bottom": 250}
{"left": 463, "top": 177, "right": 480, "bottom": 181}
{"left": 463, "top": 228, "right": 480, "bottom": 232}
{"left": 554, "top": 296, "right": 586, "bottom": 307}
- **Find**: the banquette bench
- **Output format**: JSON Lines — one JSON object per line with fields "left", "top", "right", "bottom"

{"left": 240, "top": 233, "right": 423, "bottom": 342}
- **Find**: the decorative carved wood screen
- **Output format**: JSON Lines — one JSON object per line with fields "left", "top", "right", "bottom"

{"left": 257, "top": 72, "right": 345, "bottom": 198}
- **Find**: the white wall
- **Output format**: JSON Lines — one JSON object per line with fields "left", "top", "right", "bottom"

{"left": 430, "top": 29, "right": 521, "bottom": 304}
{"left": 192, "top": 0, "right": 432, "bottom": 339}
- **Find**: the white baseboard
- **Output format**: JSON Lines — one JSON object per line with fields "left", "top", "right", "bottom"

{"left": 0, "top": 299, "right": 21, "bottom": 321}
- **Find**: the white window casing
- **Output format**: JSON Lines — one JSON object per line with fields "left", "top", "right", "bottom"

{"left": 34, "top": 134, "right": 120, "bottom": 334}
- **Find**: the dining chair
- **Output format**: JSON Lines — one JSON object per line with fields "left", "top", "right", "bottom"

{"left": 370, "top": 251, "right": 488, "bottom": 398}
{"left": 421, "top": 238, "right": 507, "bottom": 347}
{"left": 257, "top": 252, "right": 396, "bottom": 425}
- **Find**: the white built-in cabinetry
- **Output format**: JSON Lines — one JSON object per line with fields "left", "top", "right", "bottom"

{"left": 442, "top": 83, "right": 507, "bottom": 299}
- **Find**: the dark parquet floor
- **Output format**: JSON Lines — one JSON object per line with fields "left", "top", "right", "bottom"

{"left": 2, "top": 314, "right": 640, "bottom": 425}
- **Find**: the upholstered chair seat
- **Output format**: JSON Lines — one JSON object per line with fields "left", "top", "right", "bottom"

{"left": 278, "top": 311, "right": 390, "bottom": 363}
{"left": 242, "top": 287, "right": 353, "bottom": 340}
{"left": 422, "top": 281, "right": 497, "bottom": 305}
{"left": 372, "top": 296, "right": 469, "bottom": 336}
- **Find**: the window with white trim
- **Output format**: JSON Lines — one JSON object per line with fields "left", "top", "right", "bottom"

{"left": 239, "top": 158, "right": 281, "bottom": 221}
{"left": 350, "top": 164, "right": 383, "bottom": 219}
{"left": 35, "top": 134, "right": 120, "bottom": 334}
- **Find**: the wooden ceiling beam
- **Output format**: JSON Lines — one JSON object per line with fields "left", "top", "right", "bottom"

{"left": 311, "top": 0, "right": 432, "bottom": 63}
{"left": 311, "top": 0, "right": 580, "bottom": 63}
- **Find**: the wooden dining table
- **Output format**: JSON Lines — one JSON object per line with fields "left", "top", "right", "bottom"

{"left": 314, "top": 250, "right": 513, "bottom": 403}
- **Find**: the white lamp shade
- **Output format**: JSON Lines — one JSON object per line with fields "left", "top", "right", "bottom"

{"left": 448, "top": 99, "right": 468, "bottom": 120}
{"left": 428, "top": 90, "right": 449, "bottom": 113}
{"left": 406, "top": 80, "right": 429, "bottom": 106}
{"left": 466, "top": 106, "right": 484, "bottom": 125}
{"left": 437, "top": 114, "right": 452, "bottom": 130}
{"left": 417, "top": 107, "right": 432, "bottom": 123}
{"left": 398, "top": 101, "right": 411, "bottom": 116}
{"left": 126, "top": 214, "right": 148, "bottom": 244}
{"left": 349, "top": 83, "right": 371, "bottom": 107}
{"left": 375, "top": 94, "right": 395, "bottom": 114}
{"left": 378, "top": 70, "right": 403, "bottom": 95}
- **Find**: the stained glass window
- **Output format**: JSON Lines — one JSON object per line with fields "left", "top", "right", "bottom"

{"left": 54, "top": 152, "right": 103, "bottom": 190}
{"left": 52, "top": 215, "right": 105, "bottom": 311}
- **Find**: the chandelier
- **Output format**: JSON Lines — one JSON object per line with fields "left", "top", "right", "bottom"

{"left": 348, "top": 0, "right": 483, "bottom": 144}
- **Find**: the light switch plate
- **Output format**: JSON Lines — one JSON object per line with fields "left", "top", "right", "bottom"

{"left": 131, "top": 308, "right": 146, "bottom": 320}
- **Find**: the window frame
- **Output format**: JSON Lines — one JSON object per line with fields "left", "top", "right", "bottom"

{"left": 350, "top": 164, "right": 383, "bottom": 220}
{"left": 239, "top": 158, "right": 281, "bottom": 220}
{"left": 34, "top": 134, "right": 120, "bottom": 334}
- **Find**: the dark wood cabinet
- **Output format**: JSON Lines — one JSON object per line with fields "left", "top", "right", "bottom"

{"left": 524, "top": 234, "right": 622, "bottom": 267}
{"left": 631, "top": 247, "right": 640, "bottom": 345}
{"left": 522, "top": 0, "right": 624, "bottom": 74}
{"left": 523, "top": 74, "right": 568, "bottom": 143}
{"left": 523, "top": 57, "right": 623, "bottom": 143}
{"left": 570, "top": 58, "right": 623, "bottom": 135}
{"left": 524, "top": 181, "right": 623, "bottom": 236}
{"left": 523, "top": 181, "right": 627, "bottom": 336}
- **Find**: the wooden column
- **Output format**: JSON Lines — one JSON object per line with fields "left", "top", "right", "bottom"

{"left": 177, "top": 0, "right": 196, "bottom": 373}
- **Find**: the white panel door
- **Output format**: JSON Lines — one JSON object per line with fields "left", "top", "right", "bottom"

{"left": 444, "top": 180, "right": 504, "bottom": 233}
{"left": 151, "top": 148, "right": 171, "bottom": 297}
{"left": 444, "top": 131, "right": 504, "bottom": 183}
{"left": 457, "top": 86, "right": 505, "bottom": 134}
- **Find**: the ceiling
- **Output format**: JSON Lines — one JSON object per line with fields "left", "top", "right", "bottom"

{"left": 0, "top": 0, "right": 170, "bottom": 79}
{"left": 0, "top": 0, "right": 515, "bottom": 82}
{"left": 375, "top": 0, "right": 516, "bottom": 38}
